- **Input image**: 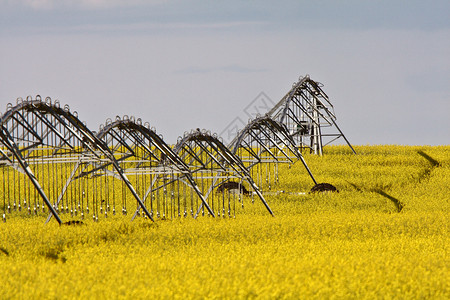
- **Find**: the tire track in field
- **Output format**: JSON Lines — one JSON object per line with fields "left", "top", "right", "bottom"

{"left": 416, "top": 151, "right": 441, "bottom": 183}
{"left": 347, "top": 151, "right": 442, "bottom": 213}
{"left": 347, "top": 181, "right": 404, "bottom": 212}
{"left": 0, "top": 247, "right": 9, "bottom": 256}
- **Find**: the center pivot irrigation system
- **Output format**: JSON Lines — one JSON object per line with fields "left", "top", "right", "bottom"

{"left": 1, "top": 75, "right": 354, "bottom": 224}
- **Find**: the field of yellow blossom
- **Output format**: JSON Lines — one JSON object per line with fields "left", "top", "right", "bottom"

{"left": 0, "top": 145, "right": 449, "bottom": 299}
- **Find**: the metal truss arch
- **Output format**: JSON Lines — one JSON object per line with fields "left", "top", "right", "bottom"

{"left": 96, "top": 118, "right": 215, "bottom": 219}
{"left": 0, "top": 96, "right": 152, "bottom": 224}
{"left": 230, "top": 115, "right": 316, "bottom": 185}
{"left": 267, "top": 75, "right": 356, "bottom": 155}
{"left": 174, "top": 129, "right": 274, "bottom": 216}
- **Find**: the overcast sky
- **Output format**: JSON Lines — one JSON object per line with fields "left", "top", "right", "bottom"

{"left": 1, "top": 0, "right": 449, "bottom": 145}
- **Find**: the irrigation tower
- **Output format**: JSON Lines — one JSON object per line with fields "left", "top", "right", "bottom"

{"left": 267, "top": 75, "right": 356, "bottom": 155}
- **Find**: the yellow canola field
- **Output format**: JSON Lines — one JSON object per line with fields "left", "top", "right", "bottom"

{"left": 0, "top": 145, "right": 449, "bottom": 299}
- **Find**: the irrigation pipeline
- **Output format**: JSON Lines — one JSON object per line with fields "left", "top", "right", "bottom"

{"left": 1, "top": 76, "right": 354, "bottom": 224}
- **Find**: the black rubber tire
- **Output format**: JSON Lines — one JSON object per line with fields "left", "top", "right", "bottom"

{"left": 310, "top": 183, "right": 338, "bottom": 193}
{"left": 216, "top": 181, "right": 251, "bottom": 195}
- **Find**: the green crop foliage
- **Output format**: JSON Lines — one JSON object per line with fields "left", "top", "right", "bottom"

{"left": 0, "top": 145, "right": 449, "bottom": 299}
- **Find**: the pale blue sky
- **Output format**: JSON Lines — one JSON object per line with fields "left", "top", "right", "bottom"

{"left": 1, "top": 1, "right": 449, "bottom": 145}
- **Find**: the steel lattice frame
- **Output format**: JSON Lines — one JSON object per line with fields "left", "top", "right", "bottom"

{"left": 230, "top": 116, "right": 317, "bottom": 187}
{"left": 266, "top": 75, "right": 356, "bottom": 155}
{"left": 0, "top": 97, "right": 152, "bottom": 224}
{"left": 2, "top": 74, "right": 350, "bottom": 224}
{"left": 95, "top": 117, "right": 214, "bottom": 219}
{"left": 174, "top": 129, "right": 274, "bottom": 217}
